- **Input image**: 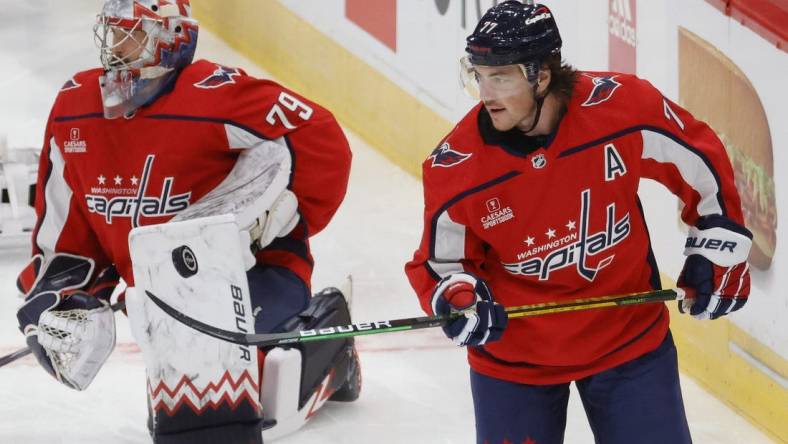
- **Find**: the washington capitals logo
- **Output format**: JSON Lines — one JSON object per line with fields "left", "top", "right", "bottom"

{"left": 581, "top": 75, "right": 622, "bottom": 107}
{"left": 85, "top": 155, "right": 191, "bottom": 227}
{"left": 502, "top": 189, "right": 630, "bottom": 281}
{"left": 195, "top": 65, "right": 241, "bottom": 89}
{"left": 429, "top": 143, "right": 472, "bottom": 168}
{"left": 60, "top": 77, "right": 82, "bottom": 91}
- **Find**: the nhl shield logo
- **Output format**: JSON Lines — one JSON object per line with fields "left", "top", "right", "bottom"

{"left": 531, "top": 154, "right": 547, "bottom": 169}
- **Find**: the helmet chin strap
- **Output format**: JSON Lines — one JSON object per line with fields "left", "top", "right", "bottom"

{"left": 521, "top": 82, "right": 545, "bottom": 134}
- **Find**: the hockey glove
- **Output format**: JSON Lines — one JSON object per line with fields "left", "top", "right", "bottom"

{"left": 16, "top": 254, "right": 117, "bottom": 390}
{"left": 677, "top": 215, "right": 752, "bottom": 320}
{"left": 431, "top": 273, "right": 508, "bottom": 347}
{"left": 249, "top": 189, "right": 300, "bottom": 250}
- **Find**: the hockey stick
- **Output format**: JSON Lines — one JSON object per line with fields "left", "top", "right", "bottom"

{"left": 146, "top": 288, "right": 684, "bottom": 347}
{"left": 0, "top": 300, "right": 126, "bottom": 368}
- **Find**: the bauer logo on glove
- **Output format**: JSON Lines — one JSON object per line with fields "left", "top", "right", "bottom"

{"left": 678, "top": 214, "right": 753, "bottom": 320}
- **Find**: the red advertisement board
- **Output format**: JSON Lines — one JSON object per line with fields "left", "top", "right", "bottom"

{"left": 608, "top": 0, "right": 637, "bottom": 74}
{"left": 346, "top": 0, "right": 398, "bottom": 51}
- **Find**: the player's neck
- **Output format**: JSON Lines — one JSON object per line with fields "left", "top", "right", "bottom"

{"left": 521, "top": 93, "right": 561, "bottom": 137}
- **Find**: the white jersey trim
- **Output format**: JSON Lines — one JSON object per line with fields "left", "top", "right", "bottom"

{"left": 428, "top": 210, "right": 467, "bottom": 279}
{"left": 640, "top": 129, "right": 723, "bottom": 216}
{"left": 225, "top": 123, "right": 264, "bottom": 150}
{"left": 36, "top": 138, "right": 73, "bottom": 256}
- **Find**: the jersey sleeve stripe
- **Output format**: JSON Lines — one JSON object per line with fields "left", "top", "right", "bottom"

{"left": 640, "top": 129, "right": 726, "bottom": 216}
{"left": 425, "top": 170, "right": 521, "bottom": 280}
{"left": 224, "top": 123, "right": 274, "bottom": 150}
{"left": 36, "top": 138, "right": 73, "bottom": 256}
{"left": 427, "top": 210, "right": 468, "bottom": 280}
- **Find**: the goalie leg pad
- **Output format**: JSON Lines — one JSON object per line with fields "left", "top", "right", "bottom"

{"left": 128, "top": 215, "right": 264, "bottom": 444}
{"left": 245, "top": 266, "right": 361, "bottom": 440}
{"left": 280, "top": 287, "right": 359, "bottom": 408}
{"left": 261, "top": 287, "right": 362, "bottom": 440}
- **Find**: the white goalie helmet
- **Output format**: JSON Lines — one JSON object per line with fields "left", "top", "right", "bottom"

{"left": 93, "top": 0, "right": 199, "bottom": 118}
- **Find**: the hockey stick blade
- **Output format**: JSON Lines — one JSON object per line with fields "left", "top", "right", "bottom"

{"left": 146, "top": 288, "right": 683, "bottom": 347}
{"left": 0, "top": 300, "right": 126, "bottom": 368}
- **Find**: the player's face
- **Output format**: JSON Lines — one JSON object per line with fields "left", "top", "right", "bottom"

{"left": 110, "top": 27, "right": 148, "bottom": 66}
{"left": 475, "top": 64, "right": 536, "bottom": 132}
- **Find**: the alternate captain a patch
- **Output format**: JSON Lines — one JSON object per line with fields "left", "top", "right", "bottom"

{"left": 195, "top": 65, "right": 241, "bottom": 89}
{"left": 429, "top": 142, "right": 472, "bottom": 168}
{"left": 581, "top": 75, "right": 622, "bottom": 107}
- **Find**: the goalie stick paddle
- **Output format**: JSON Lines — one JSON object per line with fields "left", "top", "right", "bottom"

{"left": 145, "top": 288, "right": 684, "bottom": 348}
{"left": 0, "top": 300, "right": 126, "bottom": 368}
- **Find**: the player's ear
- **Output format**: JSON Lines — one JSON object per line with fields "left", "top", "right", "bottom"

{"left": 536, "top": 66, "right": 551, "bottom": 96}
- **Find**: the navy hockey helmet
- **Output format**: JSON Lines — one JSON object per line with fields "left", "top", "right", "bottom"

{"left": 465, "top": 1, "right": 562, "bottom": 68}
{"left": 460, "top": 2, "right": 562, "bottom": 132}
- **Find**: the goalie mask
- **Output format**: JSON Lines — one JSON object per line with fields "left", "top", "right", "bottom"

{"left": 94, "top": 0, "right": 198, "bottom": 119}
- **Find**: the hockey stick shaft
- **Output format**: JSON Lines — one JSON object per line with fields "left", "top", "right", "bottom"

{"left": 0, "top": 300, "right": 126, "bottom": 368}
{"left": 505, "top": 288, "right": 684, "bottom": 319}
{"left": 146, "top": 288, "right": 683, "bottom": 348}
{"left": 0, "top": 347, "right": 32, "bottom": 367}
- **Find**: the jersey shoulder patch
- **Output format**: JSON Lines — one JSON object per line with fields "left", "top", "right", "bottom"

{"left": 428, "top": 142, "right": 472, "bottom": 168}
{"left": 60, "top": 77, "right": 82, "bottom": 92}
{"left": 193, "top": 64, "right": 243, "bottom": 89}
{"left": 580, "top": 74, "right": 622, "bottom": 107}
{"left": 58, "top": 69, "right": 103, "bottom": 93}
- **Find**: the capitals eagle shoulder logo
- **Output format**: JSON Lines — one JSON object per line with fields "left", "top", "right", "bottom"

{"left": 195, "top": 65, "right": 242, "bottom": 89}
{"left": 581, "top": 75, "right": 622, "bottom": 107}
{"left": 429, "top": 142, "right": 472, "bottom": 168}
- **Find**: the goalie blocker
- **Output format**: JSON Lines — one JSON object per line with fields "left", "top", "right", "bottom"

{"left": 128, "top": 215, "right": 360, "bottom": 444}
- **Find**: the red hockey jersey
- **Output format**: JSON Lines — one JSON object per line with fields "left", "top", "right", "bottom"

{"left": 405, "top": 72, "right": 744, "bottom": 384}
{"left": 31, "top": 60, "right": 351, "bottom": 288}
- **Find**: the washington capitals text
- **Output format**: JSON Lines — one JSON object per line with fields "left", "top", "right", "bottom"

{"left": 503, "top": 189, "right": 630, "bottom": 281}
{"left": 85, "top": 155, "right": 191, "bottom": 226}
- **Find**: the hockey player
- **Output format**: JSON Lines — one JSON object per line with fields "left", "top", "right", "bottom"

{"left": 405, "top": 2, "right": 752, "bottom": 443}
{"left": 14, "top": 1, "right": 360, "bottom": 442}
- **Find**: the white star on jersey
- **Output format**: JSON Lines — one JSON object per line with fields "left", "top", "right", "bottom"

{"left": 114, "top": 175, "right": 122, "bottom": 185}
{"left": 566, "top": 220, "right": 576, "bottom": 230}
{"left": 98, "top": 175, "right": 106, "bottom": 185}
{"left": 130, "top": 175, "right": 139, "bottom": 186}
{"left": 546, "top": 228, "right": 556, "bottom": 239}
{"left": 524, "top": 236, "right": 535, "bottom": 246}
